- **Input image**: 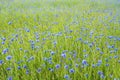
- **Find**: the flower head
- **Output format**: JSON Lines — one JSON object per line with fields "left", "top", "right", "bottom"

{"left": 82, "top": 60, "right": 87, "bottom": 65}
{"left": 69, "top": 69, "right": 75, "bottom": 73}
{"left": 6, "top": 55, "right": 12, "bottom": 60}
{"left": 55, "top": 64, "right": 60, "bottom": 69}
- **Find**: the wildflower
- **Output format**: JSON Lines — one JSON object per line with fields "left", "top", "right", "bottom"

{"left": 18, "top": 66, "right": 21, "bottom": 70}
{"left": 2, "top": 37, "right": 6, "bottom": 41}
{"left": 69, "top": 69, "right": 75, "bottom": 73}
{"left": 82, "top": 60, "right": 87, "bottom": 65}
{"left": 0, "top": 60, "right": 3, "bottom": 65}
{"left": 55, "top": 64, "right": 60, "bottom": 69}
{"left": 98, "top": 71, "right": 103, "bottom": 75}
{"left": 7, "top": 68, "right": 11, "bottom": 71}
{"left": 26, "top": 69, "right": 29, "bottom": 74}
{"left": 75, "top": 64, "right": 79, "bottom": 67}
{"left": 8, "top": 21, "right": 12, "bottom": 25}
{"left": 23, "top": 65, "right": 27, "bottom": 69}
{"left": 64, "top": 65, "right": 68, "bottom": 69}
{"left": 50, "top": 51, "right": 55, "bottom": 55}
{"left": 6, "top": 55, "right": 12, "bottom": 60}
{"left": 64, "top": 74, "right": 69, "bottom": 79}
{"left": 2, "top": 48, "right": 8, "bottom": 54}
{"left": 7, "top": 76, "right": 12, "bottom": 80}
{"left": 2, "top": 42, "right": 5, "bottom": 44}
{"left": 37, "top": 68, "right": 41, "bottom": 73}
{"left": 61, "top": 53, "right": 66, "bottom": 58}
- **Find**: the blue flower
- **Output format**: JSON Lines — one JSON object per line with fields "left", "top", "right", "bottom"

{"left": 6, "top": 55, "right": 12, "bottom": 60}
{"left": 50, "top": 51, "right": 55, "bottom": 55}
{"left": 75, "top": 64, "right": 79, "bottom": 67}
{"left": 2, "top": 37, "right": 6, "bottom": 41}
{"left": 55, "top": 64, "right": 60, "bottom": 69}
{"left": 2, "top": 42, "right": 5, "bottom": 44}
{"left": 7, "top": 68, "right": 11, "bottom": 71}
{"left": 64, "top": 65, "right": 68, "bottom": 69}
{"left": 37, "top": 68, "right": 41, "bottom": 73}
{"left": 8, "top": 21, "right": 12, "bottom": 25}
{"left": 7, "top": 76, "right": 12, "bottom": 80}
{"left": 69, "top": 69, "right": 75, "bottom": 73}
{"left": 64, "top": 74, "right": 69, "bottom": 79}
{"left": 23, "top": 65, "right": 27, "bottom": 69}
{"left": 2, "top": 48, "right": 8, "bottom": 54}
{"left": 61, "top": 53, "right": 66, "bottom": 58}
{"left": 26, "top": 69, "right": 29, "bottom": 74}
{"left": 0, "top": 60, "right": 3, "bottom": 65}
{"left": 18, "top": 66, "right": 21, "bottom": 70}
{"left": 82, "top": 60, "right": 87, "bottom": 65}
{"left": 98, "top": 71, "right": 103, "bottom": 75}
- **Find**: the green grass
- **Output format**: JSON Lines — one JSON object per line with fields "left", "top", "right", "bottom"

{"left": 0, "top": 0, "right": 120, "bottom": 80}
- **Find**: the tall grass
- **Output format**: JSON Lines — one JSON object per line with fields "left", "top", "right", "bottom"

{"left": 0, "top": 0, "right": 120, "bottom": 80}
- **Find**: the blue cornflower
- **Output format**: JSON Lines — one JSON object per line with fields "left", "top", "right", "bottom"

{"left": 96, "top": 48, "right": 100, "bottom": 51}
{"left": 0, "top": 60, "right": 3, "bottom": 65}
{"left": 26, "top": 29, "right": 30, "bottom": 32}
{"left": 82, "top": 60, "right": 87, "bottom": 65}
{"left": 50, "top": 51, "right": 55, "bottom": 55}
{"left": 64, "top": 74, "right": 69, "bottom": 79}
{"left": 8, "top": 21, "right": 12, "bottom": 25}
{"left": 100, "top": 74, "right": 105, "bottom": 79}
{"left": 7, "top": 68, "right": 11, "bottom": 71}
{"left": 48, "top": 68, "right": 54, "bottom": 72}
{"left": 19, "top": 48, "right": 22, "bottom": 51}
{"left": 6, "top": 55, "right": 12, "bottom": 60}
{"left": 26, "top": 69, "right": 29, "bottom": 74}
{"left": 105, "top": 64, "right": 109, "bottom": 66}
{"left": 7, "top": 76, "right": 12, "bottom": 80}
{"left": 69, "top": 69, "right": 75, "bottom": 73}
{"left": 61, "top": 53, "right": 66, "bottom": 58}
{"left": 23, "top": 65, "right": 27, "bottom": 69}
{"left": 75, "top": 64, "right": 79, "bottom": 67}
{"left": 37, "top": 68, "right": 41, "bottom": 73}
{"left": 98, "top": 71, "right": 103, "bottom": 75}
{"left": 55, "top": 64, "right": 60, "bottom": 69}
{"left": 64, "top": 65, "right": 68, "bottom": 69}
{"left": 2, "top": 48, "right": 8, "bottom": 54}
{"left": 2, "top": 42, "right": 5, "bottom": 44}
{"left": 18, "top": 66, "right": 21, "bottom": 70}
{"left": 92, "top": 64, "right": 96, "bottom": 68}
{"left": 98, "top": 60, "right": 102, "bottom": 64}
{"left": 84, "top": 73, "right": 88, "bottom": 78}
{"left": 2, "top": 37, "right": 6, "bottom": 41}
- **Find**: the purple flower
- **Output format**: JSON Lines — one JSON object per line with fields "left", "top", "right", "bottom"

{"left": 6, "top": 55, "right": 12, "bottom": 60}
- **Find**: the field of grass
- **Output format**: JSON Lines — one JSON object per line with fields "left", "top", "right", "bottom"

{"left": 0, "top": 0, "right": 120, "bottom": 80}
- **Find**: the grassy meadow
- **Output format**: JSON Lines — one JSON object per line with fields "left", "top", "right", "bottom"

{"left": 0, "top": 0, "right": 120, "bottom": 80}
